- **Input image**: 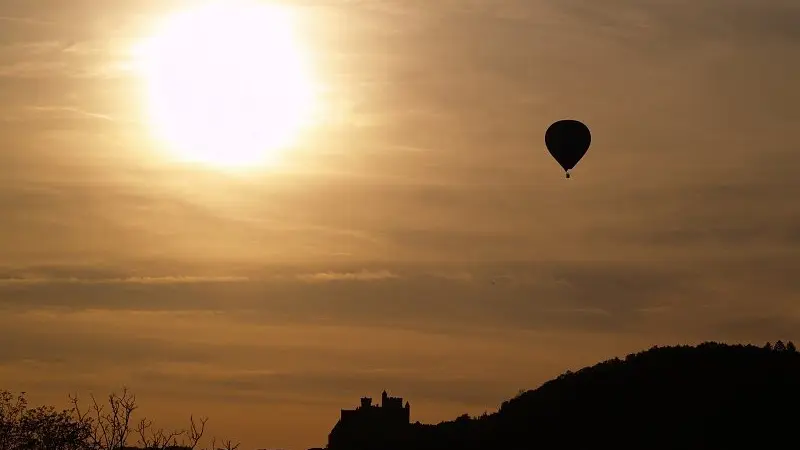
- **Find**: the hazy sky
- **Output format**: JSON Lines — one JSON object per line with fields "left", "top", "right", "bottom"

{"left": 1, "top": 0, "right": 799, "bottom": 448}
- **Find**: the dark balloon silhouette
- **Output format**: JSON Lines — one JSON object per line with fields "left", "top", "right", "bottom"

{"left": 545, "top": 119, "right": 591, "bottom": 178}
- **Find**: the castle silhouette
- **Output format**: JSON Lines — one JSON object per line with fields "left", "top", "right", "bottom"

{"left": 327, "top": 391, "right": 410, "bottom": 450}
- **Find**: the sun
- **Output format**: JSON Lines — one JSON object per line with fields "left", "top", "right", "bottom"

{"left": 135, "top": 0, "right": 317, "bottom": 169}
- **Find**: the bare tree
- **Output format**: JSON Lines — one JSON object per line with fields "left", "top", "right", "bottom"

{"left": 136, "top": 415, "right": 208, "bottom": 450}
{"left": 185, "top": 415, "right": 208, "bottom": 449}
{"left": 135, "top": 417, "right": 184, "bottom": 449}
{"left": 70, "top": 387, "right": 137, "bottom": 450}
{"left": 206, "top": 437, "right": 240, "bottom": 450}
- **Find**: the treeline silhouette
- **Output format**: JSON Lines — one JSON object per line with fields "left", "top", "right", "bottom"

{"left": 0, "top": 387, "right": 239, "bottom": 450}
{"left": 4, "top": 341, "right": 800, "bottom": 450}
{"left": 346, "top": 340, "right": 799, "bottom": 450}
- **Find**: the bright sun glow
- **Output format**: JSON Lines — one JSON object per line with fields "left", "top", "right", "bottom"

{"left": 135, "top": 0, "right": 317, "bottom": 169}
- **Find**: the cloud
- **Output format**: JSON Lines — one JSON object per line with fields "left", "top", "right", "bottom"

{"left": 0, "top": 275, "right": 249, "bottom": 286}
{"left": 0, "top": 306, "right": 652, "bottom": 409}
{"left": 1, "top": 258, "right": 797, "bottom": 341}
{"left": 295, "top": 270, "right": 400, "bottom": 282}
{"left": 0, "top": 60, "right": 67, "bottom": 78}
{"left": 714, "top": 315, "right": 800, "bottom": 343}
{"left": 0, "top": 16, "right": 56, "bottom": 26}
{"left": 131, "top": 364, "right": 511, "bottom": 408}
{"left": 23, "top": 106, "right": 117, "bottom": 121}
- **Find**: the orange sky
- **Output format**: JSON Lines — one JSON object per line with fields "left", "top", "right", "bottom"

{"left": 0, "top": 0, "right": 799, "bottom": 449}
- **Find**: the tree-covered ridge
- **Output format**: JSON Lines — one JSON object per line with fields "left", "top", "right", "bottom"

{"left": 499, "top": 339, "right": 798, "bottom": 414}
{"left": 402, "top": 340, "right": 800, "bottom": 450}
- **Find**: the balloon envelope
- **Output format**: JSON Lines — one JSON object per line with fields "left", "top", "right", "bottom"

{"left": 545, "top": 120, "right": 591, "bottom": 172}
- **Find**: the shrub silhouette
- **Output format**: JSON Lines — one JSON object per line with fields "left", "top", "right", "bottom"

{"left": 0, "top": 388, "right": 238, "bottom": 450}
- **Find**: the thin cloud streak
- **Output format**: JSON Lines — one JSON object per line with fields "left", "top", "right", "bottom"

{"left": 23, "top": 105, "right": 117, "bottom": 121}
{"left": 296, "top": 270, "right": 400, "bottom": 282}
{"left": 0, "top": 15, "right": 55, "bottom": 26}
{"left": 0, "top": 275, "right": 250, "bottom": 285}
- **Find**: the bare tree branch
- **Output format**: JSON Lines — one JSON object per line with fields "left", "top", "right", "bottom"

{"left": 205, "top": 436, "right": 240, "bottom": 450}
{"left": 185, "top": 415, "right": 208, "bottom": 450}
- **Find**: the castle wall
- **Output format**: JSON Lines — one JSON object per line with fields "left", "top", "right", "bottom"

{"left": 329, "top": 393, "right": 412, "bottom": 449}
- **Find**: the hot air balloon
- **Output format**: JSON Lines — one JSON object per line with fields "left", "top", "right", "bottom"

{"left": 545, "top": 119, "right": 591, "bottom": 178}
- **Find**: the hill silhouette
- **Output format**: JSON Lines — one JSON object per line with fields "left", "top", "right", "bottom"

{"left": 329, "top": 341, "right": 800, "bottom": 450}
{"left": 3, "top": 341, "right": 799, "bottom": 450}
